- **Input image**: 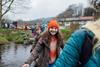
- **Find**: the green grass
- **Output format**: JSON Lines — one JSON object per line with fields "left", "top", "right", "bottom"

{"left": 0, "top": 28, "right": 73, "bottom": 44}
{"left": 0, "top": 36, "right": 9, "bottom": 45}
{"left": 0, "top": 28, "right": 31, "bottom": 44}
{"left": 61, "top": 29, "right": 73, "bottom": 41}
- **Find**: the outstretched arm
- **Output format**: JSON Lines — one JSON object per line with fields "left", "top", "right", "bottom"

{"left": 25, "top": 37, "right": 44, "bottom": 65}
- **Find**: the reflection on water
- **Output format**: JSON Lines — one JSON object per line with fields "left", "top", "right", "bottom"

{"left": 0, "top": 43, "right": 32, "bottom": 67}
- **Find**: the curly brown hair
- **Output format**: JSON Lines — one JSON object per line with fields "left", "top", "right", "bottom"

{"left": 41, "top": 30, "right": 63, "bottom": 45}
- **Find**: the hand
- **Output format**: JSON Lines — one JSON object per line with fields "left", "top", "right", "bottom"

{"left": 22, "top": 64, "right": 29, "bottom": 67}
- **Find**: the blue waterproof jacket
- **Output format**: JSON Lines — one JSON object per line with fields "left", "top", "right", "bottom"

{"left": 54, "top": 29, "right": 100, "bottom": 67}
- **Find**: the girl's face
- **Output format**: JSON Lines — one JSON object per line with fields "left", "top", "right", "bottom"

{"left": 49, "top": 27, "right": 58, "bottom": 35}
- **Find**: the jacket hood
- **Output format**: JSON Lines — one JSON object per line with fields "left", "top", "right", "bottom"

{"left": 83, "top": 19, "right": 100, "bottom": 39}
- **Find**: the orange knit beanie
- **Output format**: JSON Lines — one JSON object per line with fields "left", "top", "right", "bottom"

{"left": 48, "top": 19, "right": 59, "bottom": 29}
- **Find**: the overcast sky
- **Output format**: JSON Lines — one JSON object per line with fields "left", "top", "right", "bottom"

{"left": 5, "top": 0, "right": 89, "bottom": 21}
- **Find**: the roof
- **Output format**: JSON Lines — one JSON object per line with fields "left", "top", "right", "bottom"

{"left": 58, "top": 16, "right": 95, "bottom": 22}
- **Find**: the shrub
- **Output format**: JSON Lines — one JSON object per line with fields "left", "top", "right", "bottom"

{"left": 61, "top": 28, "right": 72, "bottom": 41}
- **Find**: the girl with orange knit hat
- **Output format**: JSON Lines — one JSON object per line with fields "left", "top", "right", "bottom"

{"left": 22, "top": 19, "right": 64, "bottom": 67}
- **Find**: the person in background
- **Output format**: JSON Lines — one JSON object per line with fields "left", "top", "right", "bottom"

{"left": 31, "top": 25, "right": 36, "bottom": 37}
{"left": 22, "top": 19, "right": 64, "bottom": 67}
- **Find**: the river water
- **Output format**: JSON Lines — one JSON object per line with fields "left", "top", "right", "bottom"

{"left": 0, "top": 43, "right": 33, "bottom": 67}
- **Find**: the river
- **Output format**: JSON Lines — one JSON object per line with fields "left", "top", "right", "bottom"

{"left": 0, "top": 43, "right": 34, "bottom": 67}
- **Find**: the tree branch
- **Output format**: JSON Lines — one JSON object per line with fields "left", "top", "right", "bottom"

{"left": 2, "top": 0, "right": 14, "bottom": 17}
{"left": 2, "top": 0, "right": 9, "bottom": 6}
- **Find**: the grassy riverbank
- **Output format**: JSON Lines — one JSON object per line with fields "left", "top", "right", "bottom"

{"left": 0, "top": 28, "right": 31, "bottom": 45}
{"left": 0, "top": 28, "right": 73, "bottom": 45}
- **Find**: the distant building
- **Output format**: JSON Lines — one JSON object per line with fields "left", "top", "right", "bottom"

{"left": 58, "top": 16, "right": 95, "bottom": 29}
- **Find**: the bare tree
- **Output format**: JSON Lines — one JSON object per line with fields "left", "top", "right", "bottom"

{"left": 9, "top": 0, "right": 31, "bottom": 14}
{"left": 0, "top": 0, "right": 14, "bottom": 24}
{"left": 56, "top": 4, "right": 84, "bottom": 18}
{"left": 89, "top": 0, "right": 100, "bottom": 10}
{"left": 88, "top": 0, "right": 100, "bottom": 18}
{"left": 84, "top": 7, "right": 96, "bottom": 16}
{"left": 0, "top": 0, "right": 31, "bottom": 27}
